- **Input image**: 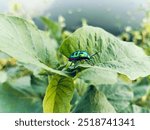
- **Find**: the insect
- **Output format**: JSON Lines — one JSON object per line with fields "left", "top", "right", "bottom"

{"left": 68, "top": 50, "right": 98, "bottom": 67}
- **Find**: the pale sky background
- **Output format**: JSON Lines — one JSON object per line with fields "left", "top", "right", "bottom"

{"left": 0, "top": 0, "right": 149, "bottom": 34}
{"left": 0, "top": 0, "right": 54, "bottom": 17}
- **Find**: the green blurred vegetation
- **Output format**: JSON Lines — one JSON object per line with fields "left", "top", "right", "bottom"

{"left": 0, "top": 6, "right": 150, "bottom": 113}
{"left": 120, "top": 10, "right": 150, "bottom": 55}
{"left": 119, "top": 9, "right": 150, "bottom": 110}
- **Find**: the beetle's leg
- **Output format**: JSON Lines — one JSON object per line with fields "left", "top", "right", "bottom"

{"left": 90, "top": 52, "right": 99, "bottom": 58}
{"left": 74, "top": 61, "right": 79, "bottom": 68}
{"left": 85, "top": 59, "right": 90, "bottom": 65}
{"left": 70, "top": 62, "right": 73, "bottom": 66}
{"left": 63, "top": 61, "right": 69, "bottom": 68}
{"left": 86, "top": 59, "right": 94, "bottom": 66}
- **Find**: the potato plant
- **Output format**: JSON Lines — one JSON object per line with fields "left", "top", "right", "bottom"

{"left": 0, "top": 14, "right": 150, "bottom": 113}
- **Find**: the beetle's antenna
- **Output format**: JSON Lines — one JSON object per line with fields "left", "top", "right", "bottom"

{"left": 90, "top": 51, "right": 99, "bottom": 57}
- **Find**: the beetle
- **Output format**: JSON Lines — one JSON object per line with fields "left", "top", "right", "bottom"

{"left": 68, "top": 50, "right": 98, "bottom": 67}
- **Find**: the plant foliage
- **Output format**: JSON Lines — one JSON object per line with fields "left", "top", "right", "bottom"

{"left": 0, "top": 14, "right": 150, "bottom": 113}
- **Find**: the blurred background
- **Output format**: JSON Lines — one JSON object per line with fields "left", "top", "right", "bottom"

{"left": 0, "top": 0, "right": 149, "bottom": 34}
{"left": 0, "top": 0, "right": 150, "bottom": 113}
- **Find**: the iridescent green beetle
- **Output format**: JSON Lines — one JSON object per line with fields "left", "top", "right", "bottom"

{"left": 69, "top": 51, "right": 90, "bottom": 61}
{"left": 68, "top": 50, "right": 98, "bottom": 67}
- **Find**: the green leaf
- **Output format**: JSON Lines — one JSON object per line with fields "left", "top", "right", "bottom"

{"left": 0, "top": 70, "right": 7, "bottom": 83}
{"left": 133, "top": 85, "right": 150, "bottom": 100}
{"left": 123, "top": 104, "right": 150, "bottom": 113}
{"left": 75, "top": 67, "right": 117, "bottom": 85}
{"left": 132, "top": 83, "right": 150, "bottom": 108}
{"left": 31, "top": 74, "right": 48, "bottom": 96}
{"left": 73, "top": 85, "right": 116, "bottom": 113}
{"left": 98, "top": 83, "right": 150, "bottom": 112}
{"left": 74, "top": 78, "right": 88, "bottom": 96}
{"left": 43, "top": 75, "right": 74, "bottom": 113}
{"left": 0, "top": 14, "right": 66, "bottom": 76}
{"left": 60, "top": 26, "right": 150, "bottom": 80}
{"left": 9, "top": 76, "right": 31, "bottom": 88}
{"left": 98, "top": 83, "right": 133, "bottom": 112}
{"left": 70, "top": 89, "right": 81, "bottom": 111}
{"left": 0, "top": 83, "right": 42, "bottom": 112}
